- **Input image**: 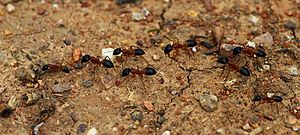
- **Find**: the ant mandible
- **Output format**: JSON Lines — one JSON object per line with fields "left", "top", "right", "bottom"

{"left": 80, "top": 54, "right": 114, "bottom": 68}
{"left": 217, "top": 56, "right": 251, "bottom": 78}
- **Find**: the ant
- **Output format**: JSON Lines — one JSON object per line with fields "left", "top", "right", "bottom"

{"left": 41, "top": 63, "right": 70, "bottom": 73}
{"left": 108, "top": 66, "right": 157, "bottom": 90}
{"left": 217, "top": 56, "right": 251, "bottom": 78}
{"left": 232, "top": 46, "right": 266, "bottom": 58}
{"left": 163, "top": 38, "right": 198, "bottom": 58}
{"left": 112, "top": 46, "right": 149, "bottom": 64}
{"left": 80, "top": 54, "right": 114, "bottom": 68}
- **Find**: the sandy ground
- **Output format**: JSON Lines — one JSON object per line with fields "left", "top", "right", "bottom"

{"left": 0, "top": 0, "right": 300, "bottom": 135}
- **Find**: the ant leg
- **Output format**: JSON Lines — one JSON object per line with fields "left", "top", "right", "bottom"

{"left": 138, "top": 75, "right": 146, "bottom": 91}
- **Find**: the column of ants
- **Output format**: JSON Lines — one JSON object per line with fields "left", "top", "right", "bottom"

{"left": 161, "top": 30, "right": 288, "bottom": 111}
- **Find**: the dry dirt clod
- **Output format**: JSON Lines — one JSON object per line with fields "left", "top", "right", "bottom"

{"left": 197, "top": 93, "right": 218, "bottom": 112}
{"left": 252, "top": 32, "right": 274, "bottom": 47}
{"left": 52, "top": 83, "right": 71, "bottom": 93}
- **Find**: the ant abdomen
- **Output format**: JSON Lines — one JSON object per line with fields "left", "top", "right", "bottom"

{"left": 144, "top": 67, "right": 157, "bottom": 75}
{"left": 239, "top": 66, "right": 250, "bottom": 76}
{"left": 134, "top": 49, "right": 145, "bottom": 55}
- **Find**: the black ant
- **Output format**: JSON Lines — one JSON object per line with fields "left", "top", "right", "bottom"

{"left": 41, "top": 63, "right": 70, "bottom": 73}
{"left": 80, "top": 55, "right": 114, "bottom": 68}
{"left": 252, "top": 94, "right": 283, "bottom": 103}
{"left": 232, "top": 46, "right": 266, "bottom": 58}
{"left": 163, "top": 38, "right": 198, "bottom": 57}
{"left": 112, "top": 46, "right": 149, "bottom": 64}
{"left": 217, "top": 56, "right": 251, "bottom": 77}
{"left": 108, "top": 66, "right": 157, "bottom": 90}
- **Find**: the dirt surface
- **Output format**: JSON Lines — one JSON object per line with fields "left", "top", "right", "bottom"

{"left": 0, "top": 0, "right": 300, "bottom": 135}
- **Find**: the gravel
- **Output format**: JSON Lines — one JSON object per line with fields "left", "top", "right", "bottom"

{"left": 52, "top": 83, "right": 71, "bottom": 93}
{"left": 82, "top": 80, "right": 94, "bottom": 88}
{"left": 130, "top": 110, "right": 143, "bottom": 122}
{"left": 284, "top": 21, "right": 296, "bottom": 30}
{"left": 197, "top": 93, "right": 218, "bottom": 112}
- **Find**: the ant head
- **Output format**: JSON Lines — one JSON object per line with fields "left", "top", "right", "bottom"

{"left": 253, "top": 95, "right": 262, "bottom": 102}
{"left": 163, "top": 44, "right": 173, "bottom": 54}
{"left": 0, "top": 107, "right": 13, "bottom": 118}
{"left": 134, "top": 48, "right": 145, "bottom": 56}
{"left": 186, "top": 39, "right": 198, "bottom": 47}
{"left": 62, "top": 66, "right": 70, "bottom": 73}
{"left": 144, "top": 67, "right": 157, "bottom": 75}
{"left": 102, "top": 59, "right": 114, "bottom": 68}
{"left": 255, "top": 49, "right": 266, "bottom": 57}
{"left": 272, "top": 95, "right": 283, "bottom": 102}
{"left": 113, "top": 48, "right": 122, "bottom": 55}
{"left": 233, "top": 47, "right": 242, "bottom": 55}
{"left": 217, "top": 57, "right": 228, "bottom": 64}
{"left": 81, "top": 55, "right": 91, "bottom": 63}
{"left": 239, "top": 66, "right": 251, "bottom": 76}
{"left": 41, "top": 64, "right": 49, "bottom": 71}
{"left": 122, "top": 68, "right": 131, "bottom": 77}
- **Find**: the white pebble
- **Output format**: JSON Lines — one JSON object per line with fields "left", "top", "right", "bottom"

{"left": 262, "top": 65, "right": 270, "bottom": 70}
{"left": 248, "top": 15, "right": 259, "bottom": 25}
{"left": 132, "top": 12, "right": 145, "bottom": 21}
{"left": 142, "top": 8, "right": 150, "bottom": 16}
{"left": 6, "top": 4, "right": 15, "bottom": 13}
{"left": 267, "top": 93, "right": 274, "bottom": 98}
{"left": 192, "top": 47, "right": 197, "bottom": 52}
{"left": 289, "top": 66, "right": 298, "bottom": 75}
{"left": 102, "top": 48, "right": 115, "bottom": 61}
{"left": 161, "top": 130, "right": 171, "bottom": 135}
{"left": 87, "top": 127, "right": 98, "bottom": 135}
{"left": 246, "top": 41, "right": 256, "bottom": 48}
{"left": 242, "top": 123, "right": 251, "bottom": 130}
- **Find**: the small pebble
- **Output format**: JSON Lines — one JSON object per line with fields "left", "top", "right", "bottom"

{"left": 141, "top": 8, "right": 150, "bottom": 16}
{"left": 233, "top": 129, "right": 249, "bottom": 135}
{"left": 37, "top": 7, "right": 47, "bottom": 15}
{"left": 197, "top": 93, "right": 218, "bottom": 112}
{"left": 253, "top": 32, "right": 274, "bottom": 47}
{"left": 74, "top": 62, "right": 84, "bottom": 69}
{"left": 292, "top": 125, "right": 300, "bottom": 131}
{"left": 186, "top": 10, "right": 198, "bottom": 18}
{"left": 279, "top": 72, "right": 293, "bottom": 82}
{"left": 6, "top": 4, "right": 15, "bottom": 12}
{"left": 152, "top": 54, "right": 161, "bottom": 61}
{"left": 262, "top": 65, "right": 270, "bottom": 70}
{"left": 289, "top": 66, "right": 298, "bottom": 75}
{"left": 132, "top": 12, "right": 145, "bottom": 21}
{"left": 144, "top": 101, "right": 154, "bottom": 111}
{"left": 242, "top": 123, "right": 251, "bottom": 130}
{"left": 82, "top": 80, "right": 94, "bottom": 88}
{"left": 248, "top": 15, "right": 259, "bottom": 25}
{"left": 249, "top": 127, "right": 263, "bottom": 135}
{"left": 284, "top": 21, "right": 296, "bottom": 30}
{"left": 285, "top": 116, "right": 297, "bottom": 126}
{"left": 63, "top": 39, "right": 72, "bottom": 45}
{"left": 87, "top": 127, "right": 98, "bottom": 135}
{"left": 130, "top": 110, "right": 143, "bottom": 122}
{"left": 52, "top": 84, "right": 71, "bottom": 93}
{"left": 77, "top": 124, "right": 87, "bottom": 134}
{"left": 161, "top": 130, "right": 171, "bottom": 135}
{"left": 157, "top": 116, "right": 166, "bottom": 125}
{"left": 216, "top": 128, "right": 225, "bottom": 134}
